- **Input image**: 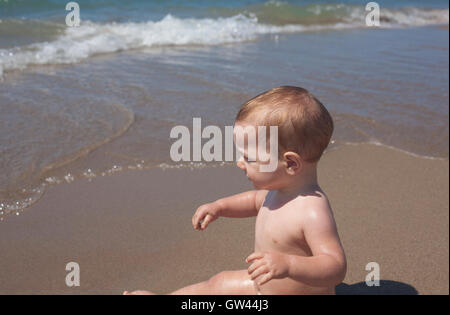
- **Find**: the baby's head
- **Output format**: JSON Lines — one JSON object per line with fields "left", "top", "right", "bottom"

{"left": 234, "top": 86, "right": 333, "bottom": 190}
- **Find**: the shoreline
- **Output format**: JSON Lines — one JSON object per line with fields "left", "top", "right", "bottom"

{"left": 1, "top": 139, "right": 447, "bottom": 221}
{"left": 0, "top": 143, "right": 448, "bottom": 294}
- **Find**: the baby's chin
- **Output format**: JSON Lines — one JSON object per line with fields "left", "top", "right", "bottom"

{"left": 250, "top": 180, "right": 269, "bottom": 190}
{"left": 247, "top": 179, "right": 260, "bottom": 189}
{"left": 252, "top": 179, "right": 286, "bottom": 191}
{"left": 246, "top": 175, "right": 274, "bottom": 190}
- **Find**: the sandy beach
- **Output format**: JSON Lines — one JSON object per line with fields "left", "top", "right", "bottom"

{"left": 0, "top": 0, "right": 448, "bottom": 298}
{"left": 0, "top": 143, "right": 447, "bottom": 295}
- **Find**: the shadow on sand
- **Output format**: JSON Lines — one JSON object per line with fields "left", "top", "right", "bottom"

{"left": 336, "top": 280, "right": 418, "bottom": 295}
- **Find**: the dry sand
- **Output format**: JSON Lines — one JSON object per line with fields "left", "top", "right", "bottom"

{"left": 0, "top": 143, "right": 448, "bottom": 295}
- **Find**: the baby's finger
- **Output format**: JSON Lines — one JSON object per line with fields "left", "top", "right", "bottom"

{"left": 250, "top": 265, "right": 269, "bottom": 280}
{"left": 258, "top": 272, "right": 273, "bottom": 286}
{"left": 192, "top": 210, "right": 205, "bottom": 230}
{"left": 246, "top": 252, "right": 264, "bottom": 263}
{"left": 192, "top": 211, "right": 197, "bottom": 226}
{"left": 247, "top": 260, "right": 265, "bottom": 274}
{"left": 200, "top": 214, "right": 213, "bottom": 230}
{"left": 192, "top": 213, "right": 200, "bottom": 229}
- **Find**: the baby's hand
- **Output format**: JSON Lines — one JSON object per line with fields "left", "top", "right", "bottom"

{"left": 246, "top": 251, "right": 290, "bottom": 286}
{"left": 192, "top": 202, "right": 221, "bottom": 231}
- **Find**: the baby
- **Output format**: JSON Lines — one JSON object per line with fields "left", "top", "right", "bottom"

{"left": 124, "top": 86, "right": 346, "bottom": 295}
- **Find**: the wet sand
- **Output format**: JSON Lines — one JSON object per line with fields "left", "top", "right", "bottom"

{"left": 0, "top": 143, "right": 448, "bottom": 295}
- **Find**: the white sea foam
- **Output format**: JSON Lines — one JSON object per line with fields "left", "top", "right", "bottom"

{"left": 0, "top": 8, "right": 448, "bottom": 76}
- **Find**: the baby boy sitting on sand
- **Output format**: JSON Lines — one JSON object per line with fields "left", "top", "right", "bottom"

{"left": 124, "top": 86, "right": 346, "bottom": 295}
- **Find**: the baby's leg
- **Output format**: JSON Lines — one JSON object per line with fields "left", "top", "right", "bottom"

{"left": 169, "top": 270, "right": 259, "bottom": 295}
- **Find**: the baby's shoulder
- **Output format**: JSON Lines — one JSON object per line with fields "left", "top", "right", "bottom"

{"left": 292, "top": 189, "right": 333, "bottom": 220}
{"left": 295, "top": 188, "right": 329, "bottom": 206}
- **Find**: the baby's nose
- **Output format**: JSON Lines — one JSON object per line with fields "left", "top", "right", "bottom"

{"left": 236, "top": 160, "right": 246, "bottom": 171}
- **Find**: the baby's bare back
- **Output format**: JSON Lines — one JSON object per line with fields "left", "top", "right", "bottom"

{"left": 253, "top": 190, "right": 336, "bottom": 295}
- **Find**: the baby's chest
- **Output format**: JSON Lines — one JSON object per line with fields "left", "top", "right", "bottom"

{"left": 254, "top": 207, "right": 305, "bottom": 251}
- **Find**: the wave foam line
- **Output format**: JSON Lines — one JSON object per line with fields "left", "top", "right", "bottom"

{"left": 0, "top": 7, "right": 448, "bottom": 76}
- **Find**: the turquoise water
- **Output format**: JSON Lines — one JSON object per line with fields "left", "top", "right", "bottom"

{"left": 0, "top": 1, "right": 448, "bottom": 217}
{"left": 1, "top": 1, "right": 449, "bottom": 21}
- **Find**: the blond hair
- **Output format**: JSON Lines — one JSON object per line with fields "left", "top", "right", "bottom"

{"left": 235, "top": 86, "right": 333, "bottom": 163}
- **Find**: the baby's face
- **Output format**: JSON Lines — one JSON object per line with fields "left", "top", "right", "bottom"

{"left": 234, "top": 121, "right": 286, "bottom": 190}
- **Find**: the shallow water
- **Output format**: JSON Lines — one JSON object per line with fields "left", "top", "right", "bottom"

{"left": 0, "top": 1, "right": 448, "bottom": 217}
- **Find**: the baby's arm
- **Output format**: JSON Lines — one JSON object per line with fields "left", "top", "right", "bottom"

{"left": 247, "top": 205, "right": 346, "bottom": 287}
{"left": 285, "top": 210, "right": 346, "bottom": 287}
{"left": 192, "top": 190, "right": 268, "bottom": 230}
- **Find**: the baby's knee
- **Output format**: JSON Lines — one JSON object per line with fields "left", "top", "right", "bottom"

{"left": 207, "top": 271, "right": 229, "bottom": 289}
{"left": 206, "top": 270, "right": 256, "bottom": 295}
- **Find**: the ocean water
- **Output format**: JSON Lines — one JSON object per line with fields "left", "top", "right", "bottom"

{"left": 0, "top": 0, "right": 448, "bottom": 218}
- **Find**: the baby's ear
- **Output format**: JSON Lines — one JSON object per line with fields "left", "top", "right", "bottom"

{"left": 283, "top": 151, "right": 302, "bottom": 175}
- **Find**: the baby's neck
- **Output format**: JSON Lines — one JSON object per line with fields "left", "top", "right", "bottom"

{"left": 276, "top": 165, "right": 319, "bottom": 198}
